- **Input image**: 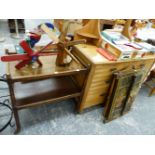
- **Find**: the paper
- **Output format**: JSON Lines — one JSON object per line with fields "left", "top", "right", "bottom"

{"left": 138, "top": 42, "right": 155, "bottom": 51}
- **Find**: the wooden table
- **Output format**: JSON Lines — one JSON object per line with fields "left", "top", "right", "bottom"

{"left": 6, "top": 55, "right": 88, "bottom": 133}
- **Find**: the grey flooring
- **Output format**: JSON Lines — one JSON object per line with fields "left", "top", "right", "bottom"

{"left": 0, "top": 19, "right": 155, "bottom": 135}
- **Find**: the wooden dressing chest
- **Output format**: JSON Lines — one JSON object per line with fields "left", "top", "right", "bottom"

{"left": 72, "top": 44, "right": 155, "bottom": 112}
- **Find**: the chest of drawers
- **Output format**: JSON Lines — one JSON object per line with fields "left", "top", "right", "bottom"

{"left": 72, "top": 44, "right": 155, "bottom": 112}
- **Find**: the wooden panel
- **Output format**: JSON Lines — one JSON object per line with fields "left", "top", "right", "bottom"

{"left": 89, "top": 82, "right": 110, "bottom": 91}
{"left": 89, "top": 80, "right": 110, "bottom": 87}
{"left": 104, "top": 70, "right": 144, "bottom": 122}
{"left": 84, "top": 94, "right": 106, "bottom": 108}
{"left": 78, "top": 65, "right": 96, "bottom": 112}
{"left": 87, "top": 91, "right": 108, "bottom": 98}
{"left": 91, "top": 74, "right": 112, "bottom": 83}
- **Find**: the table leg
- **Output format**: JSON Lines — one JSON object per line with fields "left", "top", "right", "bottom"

{"left": 13, "top": 108, "right": 21, "bottom": 134}
{"left": 7, "top": 76, "right": 21, "bottom": 134}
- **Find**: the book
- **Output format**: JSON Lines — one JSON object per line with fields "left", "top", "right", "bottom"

{"left": 137, "top": 42, "right": 155, "bottom": 52}
{"left": 101, "top": 30, "right": 128, "bottom": 42}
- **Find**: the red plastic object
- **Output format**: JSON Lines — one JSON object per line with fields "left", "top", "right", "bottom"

{"left": 15, "top": 59, "right": 32, "bottom": 70}
{"left": 1, "top": 54, "right": 29, "bottom": 61}
{"left": 20, "top": 40, "right": 34, "bottom": 56}
{"left": 0, "top": 41, "right": 57, "bottom": 70}
{"left": 1, "top": 52, "right": 56, "bottom": 62}
{"left": 96, "top": 48, "right": 117, "bottom": 61}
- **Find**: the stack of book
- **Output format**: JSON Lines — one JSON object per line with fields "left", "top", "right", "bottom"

{"left": 101, "top": 30, "right": 151, "bottom": 59}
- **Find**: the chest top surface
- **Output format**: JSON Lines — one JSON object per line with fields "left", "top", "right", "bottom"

{"left": 74, "top": 44, "right": 109, "bottom": 64}
{"left": 74, "top": 44, "right": 155, "bottom": 65}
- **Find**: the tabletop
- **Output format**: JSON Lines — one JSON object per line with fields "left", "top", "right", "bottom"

{"left": 6, "top": 55, "right": 87, "bottom": 81}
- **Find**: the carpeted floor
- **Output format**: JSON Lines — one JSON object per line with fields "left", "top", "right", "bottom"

{"left": 0, "top": 19, "right": 155, "bottom": 135}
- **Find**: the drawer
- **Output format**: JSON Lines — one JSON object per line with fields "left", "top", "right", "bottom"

{"left": 89, "top": 83, "right": 110, "bottom": 92}
{"left": 95, "top": 65, "right": 118, "bottom": 74}
{"left": 89, "top": 80, "right": 110, "bottom": 88}
{"left": 95, "top": 63, "right": 131, "bottom": 76}
{"left": 84, "top": 93, "right": 106, "bottom": 107}
{"left": 88, "top": 87, "right": 109, "bottom": 96}
{"left": 91, "top": 74, "right": 113, "bottom": 83}
{"left": 130, "top": 61, "right": 146, "bottom": 70}
{"left": 93, "top": 71, "right": 113, "bottom": 78}
{"left": 90, "top": 63, "right": 132, "bottom": 89}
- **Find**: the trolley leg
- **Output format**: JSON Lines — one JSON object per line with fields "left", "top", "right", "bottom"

{"left": 13, "top": 109, "right": 21, "bottom": 134}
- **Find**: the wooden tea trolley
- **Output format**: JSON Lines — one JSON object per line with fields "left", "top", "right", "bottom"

{"left": 6, "top": 54, "right": 88, "bottom": 133}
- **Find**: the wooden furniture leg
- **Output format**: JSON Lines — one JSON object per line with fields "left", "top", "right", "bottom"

{"left": 13, "top": 108, "right": 21, "bottom": 134}
{"left": 7, "top": 76, "right": 21, "bottom": 134}
{"left": 149, "top": 87, "right": 155, "bottom": 96}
